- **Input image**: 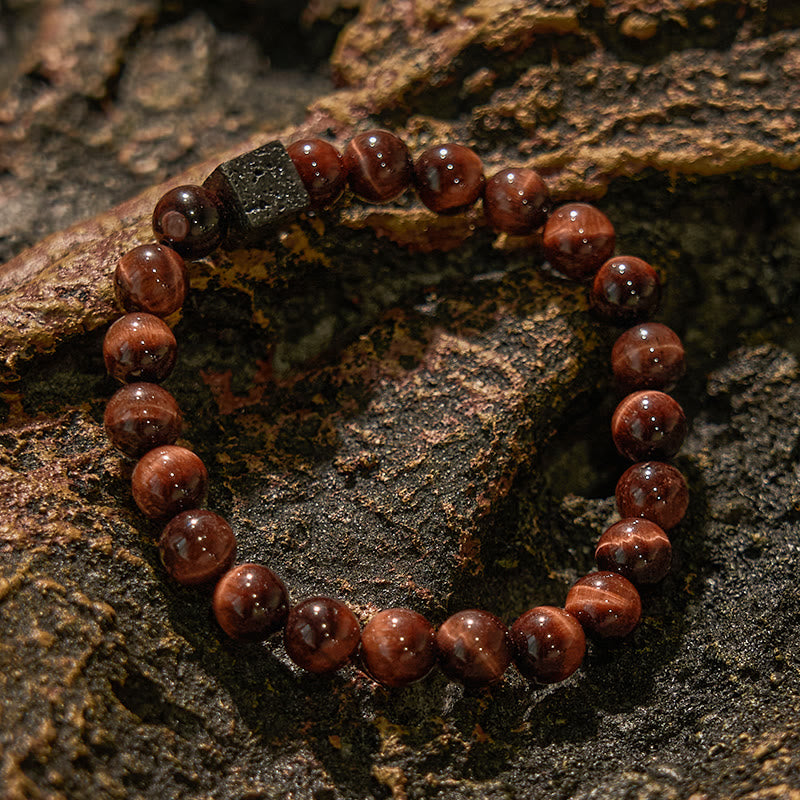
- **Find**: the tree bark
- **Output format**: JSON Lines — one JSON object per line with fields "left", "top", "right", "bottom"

{"left": 1, "top": 2, "right": 799, "bottom": 798}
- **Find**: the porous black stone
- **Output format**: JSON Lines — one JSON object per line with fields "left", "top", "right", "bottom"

{"left": 203, "top": 141, "right": 310, "bottom": 247}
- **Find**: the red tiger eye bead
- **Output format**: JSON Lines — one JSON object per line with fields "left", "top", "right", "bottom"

{"left": 104, "top": 382, "right": 182, "bottom": 457}
{"left": 611, "top": 390, "right": 687, "bottom": 461}
{"left": 595, "top": 518, "right": 672, "bottom": 584}
{"left": 591, "top": 256, "right": 661, "bottom": 322}
{"left": 114, "top": 243, "right": 188, "bottom": 317}
{"left": 103, "top": 312, "right": 177, "bottom": 383}
{"left": 509, "top": 606, "right": 585, "bottom": 684}
{"left": 213, "top": 563, "right": 289, "bottom": 642}
{"left": 159, "top": 509, "right": 236, "bottom": 586}
{"left": 343, "top": 130, "right": 412, "bottom": 203}
{"left": 565, "top": 572, "right": 641, "bottom": 638}
{"left": 483, "top": 167, "right": 551, "bottom": 234}
{"left": 543, "top": 203, "right": 616, "bottom": 280}
{"left": 153, "top": 184, "right": 224, "bottom": 259}
{"left": 284, "top": 597, "right": 361, "bottom": 674}
{"left": 612, "top": 322, "right": 686, "bottom": 392}
{"left": 435, "top": 609, "right": 512, "bottom": 687}
{"left": 616, "top": 461, "right": 689, "bottom": 530}
{"left": 414, "top": 143, "right": 485, "bottom": 215}
{"left": 131, "top": 445, "right": 208, "bottom": 519}
{"left": 287, "top": 139, "right": 348, "bottom": 208}
{"left": 360, "top": 608, "right": 437, "bottom": 687}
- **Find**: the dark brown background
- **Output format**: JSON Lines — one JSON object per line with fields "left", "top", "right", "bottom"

{"left": 1, "top": 1, "right": 799, "bottom": 798}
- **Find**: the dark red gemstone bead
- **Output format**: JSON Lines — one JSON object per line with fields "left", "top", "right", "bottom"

{"left": 343, "top": 130, "right": 412, "bottom": 203}
{"left": 413, "top": 143, "right": 485, "bottom": 215}
{"left": 543, "top": 203, "right": 616, "bottom": 281}
{"left": 104, "top": 382, "right": 182, "bottom": 457}
{"left": 616, "top": 461, "right": 689, "bottom": 530}
{"left": 360, "top": 608, "right": 437, "bottom": 687}
{"left": 213, "top": 563, "right": 289, "bottom": 642}
{"left": 509, "top": 606, "right": 585, "bottom": 684}
{"left": 483, "top": 168, "right": 551, "bottom": 234}
{"left": 152, "top": 184, "right": 224, "bottom": 259}
{"left": 284, "top": 596, "right": 361, "bottom": 674}
{"left": 612, "top": 322, "right": 686, "bottom": 392}
{"left": 591, "top": 256, "right": 661, "bottom": 322}
{"left": 565, "top": 572, "right": 641, "bottom": 638}
{"left": 103, "top": 312, "right": 177, "bottom": 383}
{"left": 287, "top": 139, "right": 348, "bottom": 208}
{"left": 611, "top": 390, "right": 687, "bottom": 461}
{"left": 114, "top": 243, "right": 188, "bottom": 317}
{"left": 436, "top": 609, "right": 512, "bottom": 687}
{"left": 159, "top": 509, "right": 236, "bottom": 586}
{"left": 595, "top": 518, "right": 672, "bottom": 584}
{"left": 131, "top": 445, "right": 208, "bottom": 519}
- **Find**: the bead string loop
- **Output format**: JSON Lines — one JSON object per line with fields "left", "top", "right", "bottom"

{"left": 102, "top": 131, "right": 689, "bottom": 688}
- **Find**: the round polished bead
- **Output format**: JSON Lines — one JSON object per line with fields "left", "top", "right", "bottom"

{"left": 104, "top": 382, "right": 182, "bottom": 457}
{"left": 131, "top": 445, "right": 208, "bottom": 519}
{"left": 591, "top": 256, "right": 661, "bottom": 322}
{"left": 159, "top": 509, "right": 236, "bottom": 586}
{"left": 114, "top": 243, "right": 188, "bottom": 317}
{"left": 509, "top": 606, "right": 585, "bottom": 684}
{"left": 543, "top": 202, "right": 616, "bottom": 281}
{"left": 414, "top": 143, "right": 485, "bottom": 215}
{"left": 611, "top": 390, "right": 687, "bottom": 461}
{"left": 595, "top": 518, "right": 672, "bottom": 584}
{"left": 343, "top": 130, "right": 413, "bottom": 203}
{"left": 612, "top": 323, "right": 686, "bottom": 392}
{"left": 284, "top": 596, "right": 361, "bottom": 674}
{"left": 436, "top": 609, "right": 512, "bottom": 687}
{"left": 360, "top": 608, "right": 437, "bottom": 687}
{"left": 103, "top": 312, "right": 177, "bottom": 383}
{"left": 213, "top": 563, "right": 289, "bottom": 642}
{"left": 287, "top": 138, "right": 348, "bottom": 208}
{"left": 483, "top": 168, "right": 551, "bottom": 234}
{"left": 565, "top": 572, "right": 641, "bottom": 638}
{"left": 152, "top": 184, "right": 224, "bottom": 259}
{"left": 616, "top": 461, "right": 689, "bottom": 530}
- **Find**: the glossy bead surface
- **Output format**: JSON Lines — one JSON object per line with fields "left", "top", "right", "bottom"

{"left": 616, "top": 461, "right": 689, "bottom": 530}
{"left": 103, "top": 312, "right": 177, "bottom": 383}
{"left": 159, "top": 509, "right": 236, "bottom": 586}
{"left": 591, "top": 256, "right": 661, "bottom": 322}
{"left": 612, "top": 323, "right": 686, "bottom": 392}
{"left": 104, "top": 382, "right": 182, "bottom": 457}
{"left": 114, "top": 243, "right": 188, "bottom": 317}
{"left": 509, "top": 606, "right": 585, "bottom": 684}
{"left": 213, "top": 563, "right": 289, "bottom": 642}
{"left": 343, "top": 130, "right": 412, "bottom": 203}
{"left": 595, "top": 518, "right": 672, "bottom": 584}
{"left": 287, "top": 139, "right": 348, "bottom": 208}
{"left": 152, "top": 184, "right": 224, "bottom": 258}
{"left": 436, "top": 609, "right": 512, "bottom": 687}
{"left": 131, "top": 445, "right": 208, "bottom": 519}
{"left": 414, "top": 143, "right": 485, "bottom": 214}
{"left": 483, "top": 168, "right": 551, "bottom": 234}
{"left": 284, "top": 596, "right": 361, "bottom": 674}
{"left": 565, "top": 572, "right": 641, "bottom": 638}
{"left": 611, "top": 390, "right": 687, "bottom": 461}
{"left": 543, "top": 203, "right": 616, "bottom": 280}
{"left": 360, "top": 608, "right": 437, "bottom": 687}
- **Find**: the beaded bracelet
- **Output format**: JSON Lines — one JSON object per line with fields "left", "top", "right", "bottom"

{"left": 101, "top": 130, "right": 690, "bottom": 689}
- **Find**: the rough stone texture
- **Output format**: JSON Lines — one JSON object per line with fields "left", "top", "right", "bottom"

{"left": 1, "top": 1, "right": 800, "bottom": 799}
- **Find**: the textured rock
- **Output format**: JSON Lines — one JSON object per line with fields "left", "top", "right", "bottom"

{"left": 1, "top": 1, "right": 800, "bottom": 799}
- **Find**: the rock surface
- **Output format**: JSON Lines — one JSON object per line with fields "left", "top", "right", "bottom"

{"left": 1, "top": 1, "right": 799, "bottom": 798}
